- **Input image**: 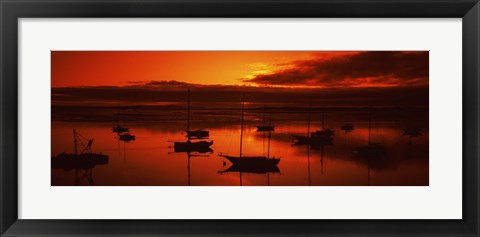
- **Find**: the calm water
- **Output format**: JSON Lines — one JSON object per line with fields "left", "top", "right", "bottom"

{"left": 51, "top": 108, "right": 428, "bottom": 186}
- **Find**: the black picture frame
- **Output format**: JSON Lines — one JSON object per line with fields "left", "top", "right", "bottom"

{"left": 1, "top": 0, "right": 478, "bottom": 236}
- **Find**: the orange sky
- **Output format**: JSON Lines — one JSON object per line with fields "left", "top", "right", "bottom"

{"left": 52, "top": 51, "right": 315, "bottom": 87}
{"left": 51, "top": 51, "right": 428, "bottom": 88}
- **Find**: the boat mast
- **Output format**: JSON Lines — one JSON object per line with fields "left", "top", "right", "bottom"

{"left": 187, "top": 152, "right": 191, "bottom": 186}
{"left": 307, "top": 97, "right": 312, "bottom": 137}
{"left": 238, "top": 93, "right": 245, "bottom": 187}
{"left": 368, "top": 111, "right": 372, "bottom": 145}
{"left": 307, "top": 143, "right": 311, "bottom": 185}
{"left": 187, "top": 88, "right": 190, "bottom": 132}
{"left": 239, "top": 93, "right": 245, "bottom": 158}
{"left": 267, "top": 114, "right": 271, "bottom": 159}
{"left": 321, "top": 113, "right": 325, "bottom": 129}
{"left": 73, "top": 129, "right": 78, "bottom": 155}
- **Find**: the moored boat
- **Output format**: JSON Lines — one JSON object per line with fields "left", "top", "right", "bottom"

{"left": 119, "top": 133, "right": 136, "bottom": 142}
{"left": 219, "top": 94, "right": 280, "bottom": 167}
{"left": 51, "top": 129, "right": 109, "bottom": 170}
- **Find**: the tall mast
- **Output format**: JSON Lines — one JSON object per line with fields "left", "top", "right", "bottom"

{"left": 307, "top": 144, "right": 311, "bottom": 185}
{"left": 239, "top": 93, "right": 245, "bottom": 157}
{"left": 187, "top": 88, "right": 190, "bottom": 132}
{"left": 187, "top": 153, "right": 191, "bottom": 186}
{"left": 73, "top": 129, "right": 78, "bottom": 155}
{"left": 368, "top": 111, "right": 372, "bottom": 145}
{"left": 321, "top": 113, "right": 325, "bottom": 129}
{"left": 267, "top": 131, "right": 271, "bottom": 159}
{"left": 267, "top": 114, "right": 271, "bottom": 158}
{"left": 307, "top": 97, "right": 312, "bottom": 137}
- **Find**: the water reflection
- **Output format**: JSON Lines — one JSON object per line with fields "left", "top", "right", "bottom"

{"left": 51, "top": 107, "right": 428, "bottom": 186}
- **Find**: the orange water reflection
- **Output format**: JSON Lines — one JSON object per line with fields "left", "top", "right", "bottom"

{"left": 51, "top": 112, "right": 428, "bottom": 186}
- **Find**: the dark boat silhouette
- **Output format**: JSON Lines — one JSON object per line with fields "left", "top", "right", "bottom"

{"left": 402, "top": 128, "right": 422, "bottom": 137}
{"left": 186, "top": 129, "right": 209, "bottom": 139}
{"left": 256, "top": 125, "right": 274, "bottom": 132}
{"left": 312, "top": 128, "right": 335, "bottom": 137}
{"left": 52, "top": 129, "right": 108, "bottom": 171}
{"left": 293, "top": 133, "right": 334, "bottom": 146}
{"left": 219, "top": 94, "right": 280, "bottom": 167}
{"left": 119, "top": 133, "right": 136, "bottom": 142}
{"left": 341, "top": 123, "right": 355, "bottom": 132}
{"left": 352, "top": 111, "right": 386, "bottom": 158}
{"left": 292, "top": 113, "right": 334, "bottom": 146}
{"left": 256, "top": 113, "right": 274, "bottom": 132}
{"left": 112, "top": 125, "right": 129, "bottom": 134}
{"left": 174, "top": 140, "right": 213, "bottom": 153}
{"left": 220, "top": 155, "right": 280, "bottom": 167}
{"left": 172, "top": 89, "right": 213, "bottom": 154}
{"left": 183, "top": 89, "right": 209, "bottom": 139}
{"left": 219, "top": 163, "right": 280, "bottom": 174}
{"left": 352, "top": 143, "right": 386, "bottom": 158}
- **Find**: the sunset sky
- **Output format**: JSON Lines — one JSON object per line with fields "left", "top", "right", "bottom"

{"left": 51, "top": 51, "right": 428, "bottom": 88}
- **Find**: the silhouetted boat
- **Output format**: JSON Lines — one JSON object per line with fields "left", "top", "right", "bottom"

{"left": 292, "top": 133, "right": 333, "bottom": 145}
{"left": 52, "top": 153, "right": 109, "bottom": 170}
{"left": 171, "top": 89, "right": 213, "bottom": 154}
{"left": 52, "top": 129, "right": 108, "bottom": 171}
{"left": 312, "top": 128, "right": 335, "bottom": 137}
{"left": 341, "top": 123, "right": 354, "bottom": 132}
{"left": 112, "top": 125, "right": 129, "bottom": 134}
{"left": 119, "top": 133, "right": 136, "bottom": 142}
{"left": 184, "top": 89, "right": 209, "bottom": 139}
{"left": 174, "top": 140, "right": 213, "bottom": 153}
{"left": 353, "top": 111, "right": 386, "bottom": 158}
{"left": 352, "top": 143, "right": 386, "bottom": 158}
{"left": 219, "top": 94, "right": 280, "bottom": 167}
{"left": 220, "top": 155, "right": 280, "bottom": 167}
{"left": 219, "top": 163, "right": 280, "bottom": 174}
{"left": 186, "top": 129, "right": 209, "bottom": 139}
{"left": 402, "top": 128, "right": 422, "bottom": 137}
{"left": 256, "top": 113, "right": 274, "bottom": 132}
{"left": 256, "top": 125, "right": 275, "bottom": 132}
{"left": 292, "top": 113, "right": 334, "bottom": 145}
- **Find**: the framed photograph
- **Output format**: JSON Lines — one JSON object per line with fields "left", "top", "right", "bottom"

{"left": 1, "top": 0, "right": 478, "bottom": 236}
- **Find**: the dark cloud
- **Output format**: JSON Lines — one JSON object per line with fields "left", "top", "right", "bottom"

{"left": 244, "top": 51, "right": 429, "bottom": 87}
{"left": 144, "top": 80, "right": 192, "bottom": 87}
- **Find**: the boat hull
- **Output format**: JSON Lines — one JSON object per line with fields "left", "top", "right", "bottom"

{"left": 186, "top": 130, "right": 209, "bottom": 139}
{"left": 256, "top": 126, "right": 274, "bottom": 132}
{"left": 353, "top": 144, "right": 387, "bottom": 158}
{"left": 221, "top": 155, "right": 280, "bottom": 167}
{"left": 52, "top": 153, "right": 109, "bottom": 170}
{"left": 174, "top": 141, "right": 213, "bottom": 153}
{"left": 220, "top": 163, "right": 280, "bottom": 174}
{"left": 292, "top": 135, "right": 333, "bottom": 146}
{"left": 119, "top": 133, "right": 136, "bottom": 142}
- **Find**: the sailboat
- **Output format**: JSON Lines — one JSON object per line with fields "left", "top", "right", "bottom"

{"left": 256, "top": 113, "right": 274, "bottom": 132}
{"left": 174, "top": 89, "right": 213, "bottom": 152}
{"left": 52, "top": 129, "right": 109, "bottom": 170}
{"left": 174, "top": 140, "right": 213, "bottom": 153}
{"left": 112, "top": 125, "right": 129, "bottom": 134}
{"left": 402, "top": 127, "right": 422, "bottom": 137}
{"left": 219, "top": 94, "right": 280, "bottom": 168}
{"left": 292, "top": 108, "right": 334, "bottom": 146}
{"left": 341, "top": 123, "right": 354, "bottom": 132}
{"left": 119, "top": 133, "right": 136, "bottom": 142}
{"left": 184, "top": 89, "right": 209, "bottom": 139}
{"left": 352, "top": 111, "right": 386, "bottom": 158}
